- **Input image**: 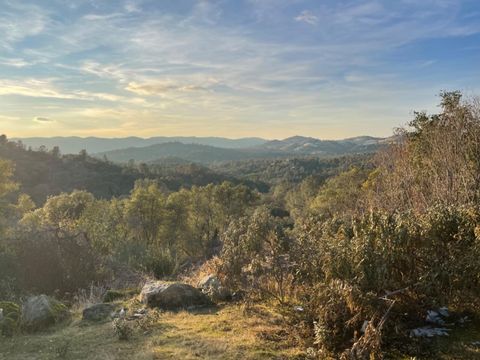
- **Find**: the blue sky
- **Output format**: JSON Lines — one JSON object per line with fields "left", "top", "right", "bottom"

{"left": 0, "top": 0, "right": 479, "bottom": 139}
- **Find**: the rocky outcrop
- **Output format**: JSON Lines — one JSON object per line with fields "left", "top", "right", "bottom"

{"left": 21, "top": 295, "right": 69, "bottom": 331}
{"left": 197, "top": 274, "right": 231, "bottom": 301}
{"left": 82, "top": 303, "right": 115, "bottom": 321}
{"left": 140, "top": 281, "right": 211, "bottom": 310}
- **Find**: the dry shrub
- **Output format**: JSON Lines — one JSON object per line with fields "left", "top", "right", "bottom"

{"left": 288, "top": 203, "right": 480, "bottom": 357}
{"left": 71, "top": 283, "right": 107, "bottom": 312}
{"left": 306, "top": 280, "right": 379, "bottom": 355}
{"left": 113, "top": 318, "right": 133, "bottom": 340}
{"left": 181, "top": 256, "right": 222, "bottom": 287}
{"left": 367, "top": 91, "right": 480, "bottom": 213}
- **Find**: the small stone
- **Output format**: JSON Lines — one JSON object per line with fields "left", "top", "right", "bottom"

{"left": 361, "top": 320, "right": 369, "bottom": 333}
{"left": 437, "top": 307, "right": 449, "bottom": 317}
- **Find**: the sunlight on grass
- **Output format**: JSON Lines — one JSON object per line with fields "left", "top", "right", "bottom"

{"left": 0, "top": 304, "right": 304, "bottom": 360}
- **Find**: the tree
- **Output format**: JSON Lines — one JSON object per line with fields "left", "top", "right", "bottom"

{"left": 309, "top": 167, "right": 369, "bottom": 216}
{"left": 125, "top": 180, "right": 166, "bottom": 247}
{"left": 369, "top": 91, "right": 480, "bottom": 212}
{"left": 0, "top": 159, "right": 18, "bottom": 233}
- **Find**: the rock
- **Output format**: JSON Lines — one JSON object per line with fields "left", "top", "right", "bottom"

{"left": 140, "top": 281, "right": 211, "bottom": 310}
{"left": 231, "top": 290, "right": 245, "bottom": 302}
{"left": 82, "top": 303, "right": 115, "bottom": 321}
{"left": 21, "top": 295, "right": 69, "bottom": 331}
{"left": 437, "top": 307, "right": 449, "bottom": 318}
{"left": 410, "top": 326, "right": 450, "bottom": 337}
{"left": 361, "top": 320, "right": 369, "bottom": 334}
{"left": 118, "top": 308, "right": 127, "bottom": 319}
{"left": 197, "top": 274, "right": 231, "bottom": 301}
{"left": 426, "top": 308, "right": 450, "bottom": 325}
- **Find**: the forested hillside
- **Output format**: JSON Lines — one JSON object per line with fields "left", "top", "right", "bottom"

{"left": 93, "top": 136, "right": 384, "bottom": 165}
{"left": 0, "top": 137, "right": 266, "bottom": 204}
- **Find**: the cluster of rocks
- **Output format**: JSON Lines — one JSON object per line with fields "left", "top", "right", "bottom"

{"left": 1, "top": 274, "right": 231, "bottom": 335}
{"left": 410, "top": 307, "right": 471, "bottom": 338}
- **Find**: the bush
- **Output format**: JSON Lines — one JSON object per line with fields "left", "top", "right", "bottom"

{"left": 0, "top": 301, "right": 20, "bottom": 336}
{"left": 103, "top": 288, "right": 139, "bottom": 303}
{"left": 288, "top": 204, "right": 480, "bottom": 355}
{"left": 112, "top": 318, "right": 133, "bottom": 340}
{"left": 219, "top": 207, "right": 293, "bottom": 302}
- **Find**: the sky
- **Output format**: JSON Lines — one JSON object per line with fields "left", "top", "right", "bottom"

{"left": 0, "top": 0, "right": 480, "bottom": 139}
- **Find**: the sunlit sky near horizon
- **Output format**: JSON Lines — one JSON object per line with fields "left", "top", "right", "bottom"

{"left": 1, "top": 0, "right": 480, "bottom": 139}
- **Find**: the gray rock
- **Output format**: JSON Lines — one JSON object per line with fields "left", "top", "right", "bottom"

{"left": 140, "top": 281, "right": 212, "bottom": 310}
{"left": 197, "top": 274, "right": 231, "bottom": 301}
{"left": 82, "top": 303, "right": 115, "bottom": 321}
{"left": 21, "top": 295, "right": 69, "bottom": 331}
{"left": 410, "top": 326, "right": 450, "bottom": 337}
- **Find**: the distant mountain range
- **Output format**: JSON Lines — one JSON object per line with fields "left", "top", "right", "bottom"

{"left": 13, "top": 136, "right": 266, "bottom": 154}
{"left": 14, "top": 135, "right": 387, "bottom": 164}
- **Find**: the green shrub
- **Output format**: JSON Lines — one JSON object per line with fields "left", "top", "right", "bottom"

{"left": 0, "top": 301, "right": 20, "bottom": 336}
{"left": 103, "top": 288, "right": 138, "bottom": 303}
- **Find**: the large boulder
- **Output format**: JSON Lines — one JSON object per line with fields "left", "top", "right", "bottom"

{"left": 82, "top": 303, "right": 115, "bottom": 322}
{"left": 197, "top": 274, "right": 231, "bottom": 301}
{"left": 21, "top": 295, "right": 69, "bottom": 331}
{"left": 140, "top": 281, "right": 211, "bottom": 310}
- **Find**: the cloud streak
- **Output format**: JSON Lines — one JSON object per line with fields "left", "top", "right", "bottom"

{"left": 294, "top": 10, "right": 318, "bottom": 25}
{"left": 33, "top": 116, "right": 54, "bottom": 123}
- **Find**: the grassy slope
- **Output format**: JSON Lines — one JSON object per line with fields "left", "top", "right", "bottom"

{"left": 0, "top": 304, "right": 304, "bottom": 360}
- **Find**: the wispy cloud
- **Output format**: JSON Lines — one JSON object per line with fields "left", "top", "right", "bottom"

{"left": 0, "top": 79, "right": 79, "bottom": 99}
{"left": 0, "top": 57, "right": 35, "bottom": 68}
{"left": 0, "top": 2, "right": 49, "bottom": 50}
{"left": 294, "top": 10, "right": 318, "bottom": 25}
{"left": 33, "top": 116, "right": 54, "bottom": 123}
{"left": 125, "top": 80, "right": 211, "bottom": 96}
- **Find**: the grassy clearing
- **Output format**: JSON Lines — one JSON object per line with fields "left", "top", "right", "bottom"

{"left": 0, "top": 303, "right": 304, "bottom": 360}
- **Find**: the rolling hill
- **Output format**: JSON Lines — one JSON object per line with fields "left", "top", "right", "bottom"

{"left": 257, "top": 135, "right": 385, "bottom": 154}
{"left": 96, "top": 136, "right": 386, "bottom": 164}
{"left": 95, "top": 142, "right": 285, "bottom": 164}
